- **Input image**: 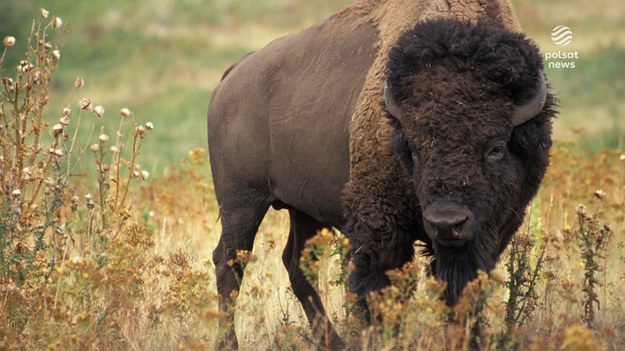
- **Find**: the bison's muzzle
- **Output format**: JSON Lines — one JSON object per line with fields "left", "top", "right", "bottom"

{"left": 423, "top": 202, "right": 476, "bottom": 247}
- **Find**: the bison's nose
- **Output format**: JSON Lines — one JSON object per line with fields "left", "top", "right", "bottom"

{"left": 423, "top": 202, "right": 475, "bottom": 247}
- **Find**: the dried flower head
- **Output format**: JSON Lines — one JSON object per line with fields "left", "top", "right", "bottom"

{"left": 79, "top": 98, "right": 91, "bottom": 110}
{"left": 60, "top": 116, "right": 70, "bottom": 126}
{"left": 92, "top": 105, "right": 105, "bottom": 118}
{"left": 32, "top": 70, "right": 42, "bottom": 84}
{"left": 62, "top": 107, "right": 72, "bottom": 118}
{"left": 145, "top": 121, "right": 154, "bottom": 130}
{"left": 52, "top": 16, "right": 63, "bottom": 29}
{"left": 74, "top": 77, "right": 84, "bottom": 88}
{"left": 110, "top": 145, "right": 120, "bottom": 153}
{"left": 1, "top": 78, "right": 14, "bottom": 93}
{"left": 17, "top": 60, "right": 34, "bottom": 73}
{"left": 11, "top": 189, "right": 21, "bottom": 197}
{"left": 85, "top": 196, "right": 95, "bottom": 208}
{"left": 136, "top": 125, "right": 145, "bottom": 137}
{"left": 90, "top": 144, "right": 100, "bottom": 152}
{"left": 594, "top": 189, "right": 606, "bottom": 200}
{"left": 52, "top": 124, "right": 64, "bottom": 137}
{"left": 3, "top": 36, "right": 15, "bottom": 48}
{"left": 40, "top": 8, "right": 50, "bottom": 19}
{"left": 575, "top": 204, "right": 587, "bottom": 216}
{"left": 120, "top": 108, "right": 131, "bottom": 118}
{"left": 99, "top": 133, "right": 109, "bottom": 142}
{"left": 52, "top": 50, "right": 61, "bottom": 61}
{"left": 53, "top": 149, "right": 63, "bottom": 157}
{"left": 140, "top": 170, "right": 150, "bottom": 180}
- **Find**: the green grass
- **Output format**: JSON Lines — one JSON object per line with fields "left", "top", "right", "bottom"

{"left": 546, "top": 43, "right": 625, "bottom": 140}
{"left": 2, "top": 0, "right": 356, "bottom": 174}
{"left": 1, "top": 0, "right": 623, "bottom": 169}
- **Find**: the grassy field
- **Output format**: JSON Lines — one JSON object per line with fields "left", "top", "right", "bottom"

{"left": 0, "top": 0, "right": 624, "bottom": 350}
{"left": 1, "top": 0, "right": 624, "bottom": 166}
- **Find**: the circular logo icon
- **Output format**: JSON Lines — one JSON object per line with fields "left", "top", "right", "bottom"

{"left": 551, "top": 25, "right": 573, "bottom": 46}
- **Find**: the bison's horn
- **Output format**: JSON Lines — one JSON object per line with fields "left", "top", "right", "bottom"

{"left": 512, "top": 71, "right": 547, "bottom": 126}
{"left": 384, "top": 84, "right": 402, "bottom": 119}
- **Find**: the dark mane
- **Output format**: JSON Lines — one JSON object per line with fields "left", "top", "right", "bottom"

{"left": 386, "top": 18, "right": 545, "bottom": 107}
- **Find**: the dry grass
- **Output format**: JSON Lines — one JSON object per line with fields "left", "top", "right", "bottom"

{"left": 213, "top": 144, "right": 625, "bottom": 350}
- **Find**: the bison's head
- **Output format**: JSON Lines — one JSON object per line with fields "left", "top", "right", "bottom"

{"left": 384, "top": 19, "right": 556, "bottom": 304}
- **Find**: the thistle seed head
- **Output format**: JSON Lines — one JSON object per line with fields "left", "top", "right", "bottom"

{"left": 40, "top": 8, "right": 50, "bottom": 19}
{"left": 92, "top": 105, "right": 105, "bottom": 118}
{"left": 120, "top": 108, "right": 131, "bottom": 118}
{"left": 79, "top": 98, "right": 91, "bottom": 110}
{"left": 52, "top": 124, "right": 64, "bottom": 137}
{"left": 52, "top": 16, "right": 63, "bottom": 29}
{"left": 3, "top": 36, "right": 15, "bottom": 48}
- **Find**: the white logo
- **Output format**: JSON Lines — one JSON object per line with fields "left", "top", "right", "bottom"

{"left": 551, "top": 25, "right": 573, "bottom": 46}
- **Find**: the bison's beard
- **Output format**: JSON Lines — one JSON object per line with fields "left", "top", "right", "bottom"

{"left": 432, "top": 229, "right": 498, "bottom": 306}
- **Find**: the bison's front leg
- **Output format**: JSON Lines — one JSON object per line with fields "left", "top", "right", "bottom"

{"left": 345, "top": 217, "right": 418, "bottom": 322}
{"left": 348, "top": 249, "right": 392, "bottom": 320}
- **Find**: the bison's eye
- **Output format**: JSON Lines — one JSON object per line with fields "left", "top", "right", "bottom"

{"left": 408, "top": 140, "right": 420, "bottom": 163}
{"left": 411, "top": 151, "right": 420, "bottom": 165}
{"left": 485, "top": 142, "right": 507, "bottom": 162}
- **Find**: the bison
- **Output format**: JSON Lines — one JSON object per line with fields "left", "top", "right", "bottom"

{"left": 207, "top": 0, "right": 556, "bottom": 349}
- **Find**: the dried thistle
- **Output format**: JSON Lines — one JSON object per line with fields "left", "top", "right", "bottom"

{"left": 575, "top": 204, "right": 613, "bottom": 328}
{"left": 92, "top": 105, "right": 105, "bottom": 118}
{"left": 3, "top": 36, "right": 16, "bottom": 47}
{"left": 39, "top": 8, "right": 50, "bottom": 19}
{"left": 52, "top": 16, "right": 63, "bottom": 29}
{"left": 120, "top": 108, "right": 131, "bottom": 118}
{"left": 79, "top": 98, "right": 91, "bottom": 110}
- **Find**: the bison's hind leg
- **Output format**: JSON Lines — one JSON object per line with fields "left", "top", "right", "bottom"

{"left": 282, "top": 209, "right": 345, "bottom": 350}
{"left": 213, "top": 192, "right": 271, "bottom": 350}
